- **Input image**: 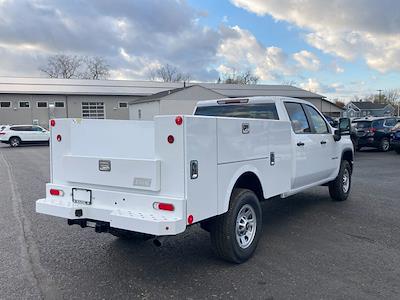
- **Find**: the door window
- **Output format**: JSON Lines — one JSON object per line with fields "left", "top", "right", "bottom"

{"left": 304, "top": 105, "right": 329, "bottom": 134}
{"left": 284, "top": 102, "right": 311, "bottom": 134}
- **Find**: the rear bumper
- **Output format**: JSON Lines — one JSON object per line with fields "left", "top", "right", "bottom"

{"left": 36, "top": 184, "right": 187, "bottom": 236}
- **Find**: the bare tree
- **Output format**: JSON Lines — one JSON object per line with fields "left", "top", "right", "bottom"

{"left": 82, "top": 56, "right": 110, "bottom": 80}
{"left": 219, "top": 70, "right": 259, "bottom": 85}
{"left": 281, "top": 80, "right": 297, "bottom": 86}
{"left": 149, "top": 64, "right": 190, "bottom": 82}
{"left": 335, "top": 100, "right": 345, "bottom": 108}
{"left": 40, "top": 54, "right": 110, "bottom": 80}
{"left": 40, "top": 54, "right": 83, "bottom": 79}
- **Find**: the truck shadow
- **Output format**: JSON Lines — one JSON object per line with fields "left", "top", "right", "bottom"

{"left": 101, "top": 188, "right": 334, "bottom": 286}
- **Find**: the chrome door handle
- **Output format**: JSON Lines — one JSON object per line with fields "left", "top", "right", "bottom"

{"left": 320, "top": 140, "right": 327, "bottom": 144}
{"left": 297, "top": 142, "right": 305, "bottom": 146}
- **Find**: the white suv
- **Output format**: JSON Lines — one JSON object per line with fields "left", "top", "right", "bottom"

{"left": 0, "top": 125, "right": 50, "bottom": 147}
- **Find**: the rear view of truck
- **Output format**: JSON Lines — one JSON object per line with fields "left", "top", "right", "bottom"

{"left": 37, "top": 100, "right": 294, "bottom": 263}
{"left": 37, "top": 116, "right": 192, "bottom": 236}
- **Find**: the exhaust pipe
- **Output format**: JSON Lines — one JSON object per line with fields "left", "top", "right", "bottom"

{"left": 153, "top": 236, "right": 168, "bottom": 247}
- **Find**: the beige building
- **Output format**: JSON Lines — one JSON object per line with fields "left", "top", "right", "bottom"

{"left": 129, "top": 84, "right": 344, "bottom": 120}
{"left": 0, "top": 77, "right": 343, "bottom": 127}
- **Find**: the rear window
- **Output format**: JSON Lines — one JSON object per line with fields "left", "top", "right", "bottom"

{"left": 353, "top": 121, "right": 371, "bottom": 129}
{"left": 194, "top": 103, "right": 279, "bottom": 120}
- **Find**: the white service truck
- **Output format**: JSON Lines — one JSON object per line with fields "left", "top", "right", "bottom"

{"left": 36, "top": 96, "right": 354, "bottom": 263}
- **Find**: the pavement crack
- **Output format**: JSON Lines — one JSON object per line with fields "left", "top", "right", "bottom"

{"left": 0, "top": 151, "right": 59, "bottom": 299}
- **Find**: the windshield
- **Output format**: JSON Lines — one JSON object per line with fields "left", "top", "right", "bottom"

{"left": 195, "top": 103, "right": 279, "bottom": 120}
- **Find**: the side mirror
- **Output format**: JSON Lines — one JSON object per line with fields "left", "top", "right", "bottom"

{"left": 333, "top": 118, "right": 351, "bottom": 142}
{"left": 339, "top": 118, "right": 351, "bottom": 135}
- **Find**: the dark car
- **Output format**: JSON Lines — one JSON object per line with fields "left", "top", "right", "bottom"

{"left": 390, "top": 122, "right": 400, "bottom": 154}
{"left": 352, "top": 117, "right": 397, "bottom": 151}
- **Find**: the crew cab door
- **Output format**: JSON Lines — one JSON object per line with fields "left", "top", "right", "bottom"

{"left": 284, "top": 102, "right": 332, "bottom": 189}
{"left": 303, "top": 104, "right": 336, "bottom": 178}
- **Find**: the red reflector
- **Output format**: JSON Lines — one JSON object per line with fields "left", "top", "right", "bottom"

{"left": 154, "top": 202, "right": 175, "bottom": 211}
{"left": 50, "top": 119, "right": 56, "bottom": 127}
{"left": 167, "top": 135, "right": 174, "bottom": 144}
{"left": 50, "top": 189, "right": 63, "bottom": 196}
{"left": 175, "top": 116, "right": 183, "bottom": 126}
{"left": 188, "top": 215, "right": 194, "bottom": 224}
{"left": 56, "top": 134, "right": 62, "bottom": 142}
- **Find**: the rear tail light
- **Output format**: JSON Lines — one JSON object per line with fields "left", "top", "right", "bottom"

{"left": 153, "top": 202, "right": 175, "bottom": 211}
{"left": 175, "top": 116, "right": 183, "bottom": 125}
{"left": 50, "top": 119, "right": 56, "bottom": 127}
{"left": 369, "top": 128, "right": 377, "bottom": 133}
{"left": 0, "top": 132, "right": 5, "bottom": 135}
{"left": 50, "top": 189, "right": 64, "bottom": 196}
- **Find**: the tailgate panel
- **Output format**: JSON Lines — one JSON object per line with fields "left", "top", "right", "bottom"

{"left": 63, "top": 155, "right": 161, "bottom": 191}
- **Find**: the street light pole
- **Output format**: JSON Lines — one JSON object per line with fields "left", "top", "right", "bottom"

{"left": 377, "top": 89, "right": 383, "bottom": 104}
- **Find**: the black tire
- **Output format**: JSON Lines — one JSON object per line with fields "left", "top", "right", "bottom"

{"left": 329, "top": 160, "right": 352, "bottom": 201}
{"left": 109, "top": 228, "right": 152, "bottom": 241}
{"left": 210, "top": 188, "right": 262, "bottom": 263}
{"left": 379, "top": 138, "right": 390, "bottom": 152}
{"left": 9, "top": 136, "right": 21, "bottom": 147}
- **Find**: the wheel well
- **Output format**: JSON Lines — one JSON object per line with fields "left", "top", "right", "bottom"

{"left": 9, "top": 136, "right": 21, "bottom": 141}
{"left": 342, "top": 150, "right": 353, "bottom": 171}
{"left": 233, "top": 172, "right": 264, "bottom": 201}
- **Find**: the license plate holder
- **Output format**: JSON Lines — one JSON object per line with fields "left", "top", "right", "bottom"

{"left": 72, "top": 188, "right": 92, "bottom": 205}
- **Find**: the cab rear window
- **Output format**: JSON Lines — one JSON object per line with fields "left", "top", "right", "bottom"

{"left": 194, "top": 103, "right": 279, "bottom": 120}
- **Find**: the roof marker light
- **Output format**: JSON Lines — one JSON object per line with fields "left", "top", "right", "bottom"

{"left": 50, "top": 119, "right": 56, "bottom": 127}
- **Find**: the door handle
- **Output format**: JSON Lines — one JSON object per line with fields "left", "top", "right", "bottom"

{"left": 320, "top": 140, "right": 327, "bottom": 145}
{"left": 297, "top": 142, "right": 305, "bottom": 147}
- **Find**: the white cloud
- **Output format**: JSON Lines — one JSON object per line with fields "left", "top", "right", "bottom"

{"left": 300, "top": 78, "right": 321, "bottom": 93}
{"left": 293, "top": 50, "right": 320, "bottom": 71}
{"left": 217, "top": 25, "right": 295, "bottom": 80}
{"left": 231, "top": 0, "right": 400, "bottom": 73}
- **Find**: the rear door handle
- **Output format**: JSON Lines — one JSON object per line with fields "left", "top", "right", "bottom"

{"left": 297, "top": 142, "right": 305, "bottom": 147}
{"left": 320, "top": 140, "right": 327, "bottom": 145}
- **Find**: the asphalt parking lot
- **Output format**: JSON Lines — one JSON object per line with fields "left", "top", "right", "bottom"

{"left": 0, "top": 144, "right": 399, "bottom": 299}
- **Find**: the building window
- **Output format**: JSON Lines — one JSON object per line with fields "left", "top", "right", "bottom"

{"left": 82, "top": 102, "right": 105, "bottom": 119}
{"left": 55, "top": 102, "right": 65, "bottom": 108}
{"left": 37, "top": 101, "right": 48, "bottom": 108}
{"left": 118, "top": 102, "right": 128, "bottom": 108}
{"left": 19, "top": 101, "right": 30, "bottom": 108}
{"left": 0, "top": 101, "right": 11, "bottom": 108}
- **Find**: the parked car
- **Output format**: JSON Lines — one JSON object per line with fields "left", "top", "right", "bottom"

{"left": 36, "top": 97, "right": 353, "bottom": 263}
{"left": 352, "top": 117, "right": 397, "bottom": 151}
{"left": 0, "top": 125, "right": 50, "bottom": 147}
{"left": 390, "top": 122, "right": 400, "bottom": 154}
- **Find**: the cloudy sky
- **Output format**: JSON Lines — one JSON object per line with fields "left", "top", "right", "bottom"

{"left": 0, "top": 0, "right": 399, "bottom": 101}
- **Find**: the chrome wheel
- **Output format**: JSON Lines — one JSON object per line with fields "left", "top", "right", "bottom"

{"left": 342, "top": 168, "right": 350, "bottom": 193}
{"left": 236, "top": 204, "right": 257, "bottom": 249}
{"left": 382, "top": 140, "right": 390, "bottom": 151}
{"left": 10, "top": 138, "right": 20, "bottom": 147}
